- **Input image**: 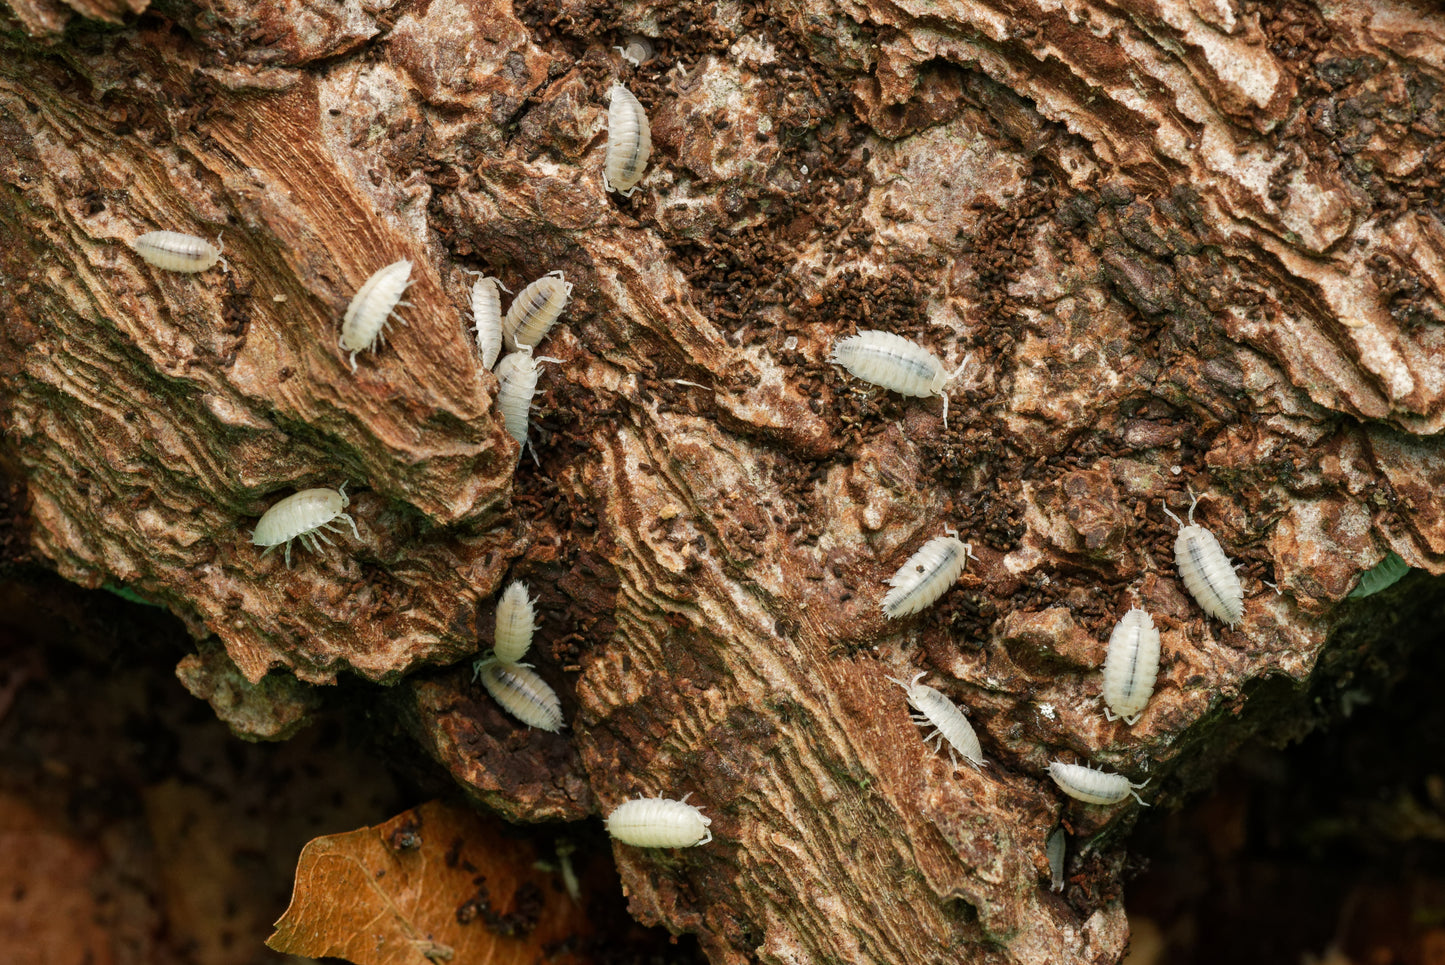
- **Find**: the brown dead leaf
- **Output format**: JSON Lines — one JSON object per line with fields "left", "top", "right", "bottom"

{"left": 268, "top": 799, "right": 591, "bottom": 965}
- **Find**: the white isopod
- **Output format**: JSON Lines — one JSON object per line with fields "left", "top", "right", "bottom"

{"left": 605, "top": 794, "right": 712, "bottom": 848}
{"left": 469, "top": 272, "right": 509, "bottom": 370}
{"left": 133, "top": 230, "right": 226, "bottom": 273}
{"left": 250, "top": 483, "right": 361, "bottom": 568}
{"left": 502, "top": 271, "right": 572, "bottom": 351}
{"left": 472, "top": 657, "right": 564, "bottom": 732}
{"left": 1047, "top": 761, "right": 1149, "bottom": 806}
{"left": 603, "top": 83, "right": 652, "bottom": 197}
{"left": 494, "top": 348, "right": 562, "bottom": 459}
{"left": 613, "top": 35, "right": 656, "bottom": 67}
{"left": 882, "top": 533, "right": 973, "bottom": 619}
{"left": 829, "top": 330, "right": 972, "bottom": 427}
{"left": 1164, "top": 491, "right": 1244, "bottom": 626}
{"left": 1101, "top": 608, "right": 1160, "bottom": 725}
{"left": 340, "top": 259, "right": 413, "bottom": 372}
{"left": 887, "top": 672, "right": 985, "bottom": 768}
{"left": 493, "top": 580, "right": 537, "bottom": 665}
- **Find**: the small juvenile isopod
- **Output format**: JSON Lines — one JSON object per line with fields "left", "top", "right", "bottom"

{"left": 1101, "top": 608, "right": 1161, "bottom": 725}
{"left": 493, "top": 580, "right": 537, "bottom": 665}
{"left": 133, "top": 230, "right": 226, "bottom": 273}
{"left": 829, "top": 330, "right": 972, "bottom": 427}
{"left": 494, "top": 347, "right": 562, "bottom": 459}
{"left": 1046, "top": 827, "right": 1066, "bottom": 893}
{"left": 502, "top": 271, "right": 572, "bottom": 351}
{"left": 881, "top": 532, "right": 973, "bottom": 619}
{"left": 1164, "top": 491, "right": 1244, "bottom": 626}
{"left": 887, "top": 672, "right": 985, "bottom": 768}
{"left": 250, "top": 482, "right": 361, "bottom": 568}
{"left": 605, "top": 794, "right": 712, "bottom": 848}
{"left": 340, "top": 259, "right": 413, "bottom": 372}
{"left": 603, "top": 83, "right": 652, "bottom": 197}
{"left": 1047, "top": 761, "right": 1149, "bottom": 806}
{"left": 469, "top": 272, "right": 509, "bottom": 370}
{"left": 613, "top": 35, "right": 656, "bottom": 67}
{"left": 472, "top": 657, "right": 564, "bottom": 732}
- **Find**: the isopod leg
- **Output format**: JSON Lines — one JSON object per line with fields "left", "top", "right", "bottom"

{"left": 337, "top": 512, "right": 361, "bottom": 541}
{"left": 283, "top": 540, "right": 293, "bottom": 569}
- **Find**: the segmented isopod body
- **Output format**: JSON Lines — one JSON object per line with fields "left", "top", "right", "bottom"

{"left": 250, "top": 483, "right": 360, "bottom": 568}
{"left": 493, "top": 580, "right": 537, "bottom": 665}
{"left": 472, "top": 657, "right": 564, "bottom": 732}
{"left": 1046, "top": 827, "right": 1066, "bottom": 893}
{"left": 614, "top": 35, "right": 655, "bottom": 67}
{"left": 605, "top": 795, "right": 712, "bottom": 848}
{"left": 882, "top": 533, "right": 972, "bottom": 618}
{"left": 1164, "top": 491, "right": 1244, "bottom": 626}
{"left": 469, "top": 273, "right": 508, "bottom": 370}
{"left": 340, "top": 259, "right": 412, "bottom": 371}
{"left": 829, "top": 330, "right": 972, "bottom": 427}
{"left": 494, "top": 348, "right": 561, "bottom": 455}
{"left": 1101, "top": 608, "right": 1160, "bottom": 725}
{"left": 134, "top": 231, "right": 225, "bottom": 273}
{"left": 887, "top": 672, "right": 985, "bottom": 768}
{"left": 502, "top": 271, "right": 572, "bottom": 351}
{"left": 1349, "top": 551, "right": 1411, "bottom": 598}
{"left": 1047, "top": 761, "right": 1149, "bottom": 806}
{"left": 603, "top": 83, "right": 652, "bottom": 197}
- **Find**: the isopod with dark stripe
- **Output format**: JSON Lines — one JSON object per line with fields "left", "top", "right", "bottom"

{"left": 502, "top": 271, "right": 572, "bottom": 351}
{"left": 881, "top": 532, "right": 973, "bottom": 618}
{"left": 829, "top": 330, "right": 972, "bottom": 426}
{"left": 888, "top": 672, "right": 985, "bottom": 768}
{"left": 134, "top": 230, "right": 226, "bottom": 273}
{"left": 605, "top": 794, "right": 712, "bottom": 848}
{"left": 1048, "top": 761, "right": 1149, "bottom": 806}
{"left": 1101, "top": 608, "right": 1160, "bottom": 725}
{"left": 250, "top": 483, "right": 360, "bottom": 568}
{"left": 493, "top": 580, "right": 537, "bottom": 665}
{"left": 469, "top": 272, "right": 508, "bottom": 370}
{"left": 472, "top": 657, "right": 564, "bottom": 732}
{"left": 494, "top": 347, "right": 562, "bottom": 459}
{"left": 1164, "top": 491, "right": 1244, "bottom": 626}
{"left": 340, "top": 259, "right": 412, "bottom": 372}
{"left": 603, "top": 83, "right": 652, "bottom": 197}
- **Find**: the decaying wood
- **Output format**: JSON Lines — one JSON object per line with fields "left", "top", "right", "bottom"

{"left": 1, "top": 0, "right": 1442, "bottom": 963}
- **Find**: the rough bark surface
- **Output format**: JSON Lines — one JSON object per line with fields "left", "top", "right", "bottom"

{"left": 0, "top": 0, "right": 1442, "bottom": 963}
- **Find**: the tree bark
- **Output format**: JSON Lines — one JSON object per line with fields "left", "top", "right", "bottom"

{"left": 1, "top": 0, "right": 1443, "bottom": 963}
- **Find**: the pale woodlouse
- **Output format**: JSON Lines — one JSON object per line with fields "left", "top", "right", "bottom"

{"left": 1047, "top": 761, "right": 1149, "bottom": 806}
{"left": 250, "top": 483, "right": 360, "bottom": 568}
{"left": 469, "top": 272, "right": 508, "bottom": 370}
{"left": 829, "top": 330, "right": 972, "bottom": 427}
{"left": 605, "top": 794, "right": 712, "bottom": 848}
{"left": 340, "top": 259, "right": 413, "bottom": 372}
{"left": 494, "top": 347, "right": 562, "bottom": 459}
{"left": 603, "top": 83, "right": 652, "bottom": 197}
{"left": 472, "top": 657, "right": 564, "bottom": 732}
{"left": 887, "top": 671, "right": 985, "bottom": 768}
{"left": 881, "top": 532, "right": 973, "bottom": 619}
{"left": 1101, "top": 607, "right": 1160, "bottom": 725}
{"left": 493, "top": 580, "right": 537, "bottom": 665}
{"left": 1164, "top": 491, "right": 1244, "bottom": 626}
{"left": 1046, "top": 827, "right": 1066, "bottom": 893}
{"left": 502, "top": 271, "right": 572, "bottom": 351}
{"left": 133, "top": 230, "right": 226, "bottom": 273}
{"left": 1348, "top": 551, "right": 1410, "bottom": 598}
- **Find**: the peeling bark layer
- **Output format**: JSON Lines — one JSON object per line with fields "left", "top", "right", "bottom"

{"left": 1, "top": 0, "right": 1443, "bottom": 963}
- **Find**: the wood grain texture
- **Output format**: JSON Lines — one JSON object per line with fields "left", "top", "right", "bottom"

{"left": 1, "top": 0, "right": 1443, "bottom": 962}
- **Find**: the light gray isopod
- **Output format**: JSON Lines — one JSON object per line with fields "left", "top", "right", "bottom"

{"left": 1101, "top": 608, "right": 1160, "bottom": 725}
{"left": 1164, "top": 491, "right": 1244, "bottom": 626}
{"left": 1349, "top": 551, "right": 1411, "bottom": 598}
{"left": 887, "top": 672, "right": 985, "bottom": 768}
{"left": 603, "top": 83, "right": 652, "bottom": 197}
{"left": 472, "top": 656, "right": 564, "bottom": 732}
{"left": 881, "top": 533, "right": 973, "bottom": 619}
{"left": 493, "top": 580, "right": 537, "bottom": 665}
{"left": 502, "top": 271, "right": 572, "bottom": 351}
{"left": 133, "top": 230, "right": 226, "bottom": 273}
{"left": 1047, "top": 761, "right": 1149, "bottom": 806}
{"left": 613, "top": 35, "right": 656, "bottom": 67}
{"left": 605, "top": 794, "right": 712, "bottom": 848}
{"left": 340, "top": 259, "right": 413, "bottom": 372}
{"left": 250, "top": 483, "right": 360, "bottom": 568}
{"left": 494, "top": 347, "right": 562, "bottom": 459}
{"left": 829, "top": 330, "right": 972, "bottom": 427}
{"left": 1046, "top": 827, "right": 1066, "bottom": 893}
{"left": 469, "top": 272, "right": 508, "bottom": 370}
